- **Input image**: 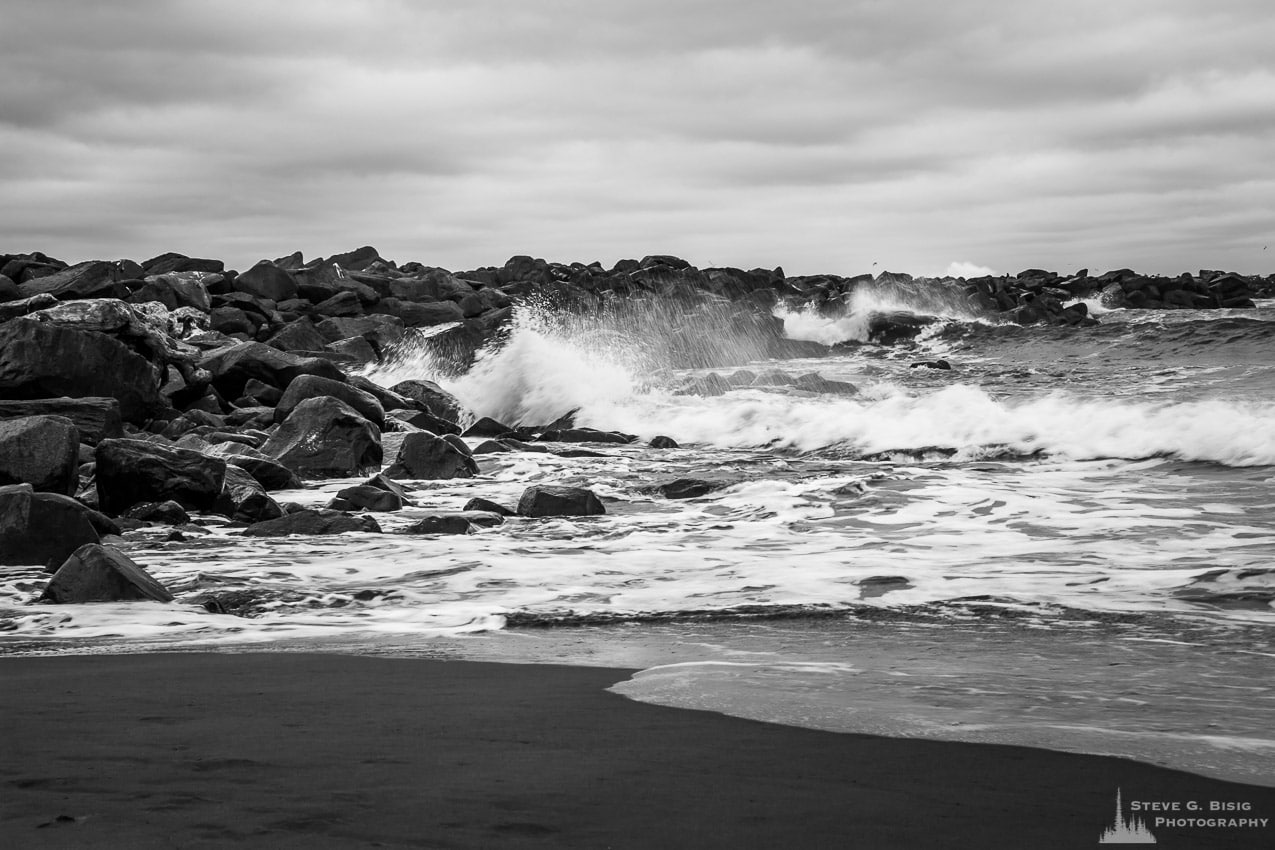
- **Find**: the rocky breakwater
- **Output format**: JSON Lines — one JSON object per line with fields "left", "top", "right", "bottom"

{"left": 960, "top": 267, "right": 1271, "bottom": 315}
{"left": 1, "top": 244, "right": 1271, "bottom": 614}
{"left": 0, "top": 246, "right": 651, "bottom": 612}
{"left": 781, "top": 266, "right": 1272, "bottom": 346}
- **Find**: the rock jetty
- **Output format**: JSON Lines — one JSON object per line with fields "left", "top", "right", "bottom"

{"left": 1, "top": 245, "right": 1270, "bottom": 604}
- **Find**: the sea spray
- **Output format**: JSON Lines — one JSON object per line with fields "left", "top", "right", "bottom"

{"left": 777, "top": 277, "right": 994, "bottom": 345}
{"left": 363, "top": 295, "right": 791, "bottom": 425}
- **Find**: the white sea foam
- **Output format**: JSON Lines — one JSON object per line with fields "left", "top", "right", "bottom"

{"left": 362, "top": 297, "right": 1275, "bottom": 466}
{"left": 584, "top": 384, "right": 1275, "bottom": 466}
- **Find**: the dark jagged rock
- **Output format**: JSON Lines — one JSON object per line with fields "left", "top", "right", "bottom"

{"left": 199, "top": 341, "right": 347, "bottom": 399}
{"left": 234, "top": 260, "right": 298, "bottom": 302}
{"left": 39, "top": 544, "right": 173, "bottom": 603}
{"left": 242, "top": 508, "right": 381, "bottom": 536}
{"left": 649, "top": 435, "right": 679, "bottom": 449}
{"left": 402, "top": 514, "right": 476, "bottom": 535}
{"left": 384, "top": 432, "right": 477, "bottom": 480}
{"left": 142, "top": 253, "right": 224, "bottom": 276}
{"left": 326, "top": 246, "right": 383, "bottom": 272}
{"left": 653, "top": 478, "right": 725, "bottom": 500}
{"left": 240, "top": 378, "right": 283, "bottom": 407}
{"left": 0, "top": 273, "right": 18, "bottom": 301}
{"left": 867, "top": 312, "right": 938, "bottom": 345}
{"left": 463, "top": 416, "right": 516, "bottom": 437}
{"left": 215, "top": 464, "right": 284, "bottom": 522}
{"left": 261, "top": 396, "right": 382, "bottom": 479}
{"left": 121, "top": 500, "right": 191, "bottom": 525}
{"left": 0, "top": 415, "right": 79, "bottom": 494}
{"left": 389, "top": 379, "right": 468, "bottom": 425}
{"left": 327, "top": 336, "right": 379, "bottom": 363}
{"left": 362, "top": 472, "right": 413, "bottom": 504}
{"left": 0, "top": 400, "right": 123, "bottom": 446}
{"left": 0, "top": 483, "right": 101, "bottom": 569}
{"left": 210, "top": 305, "right": 258, "bottom": 336}
{"left": 132, "top": 272, "right": 213, "bottom": 313}
{"left": 0, "top": 292, "right": 58, "bottom": 322}
{"left": 314, "top": 290, "right": 364, "bottom": 317}
{"left": 314, "top": 314, "right": 405, "bottom": 350}
{"left": 274, "top": 375, "right": 385, "bottom": 428}
{"left": 224, "top": 455, "right": 302, "bottom": 491}
{"left": 17, "top": 260, "right": 126, "bottom": 301}
{"left": 463, "top": 496, "right": 515, "bottom": 516}
{"left": 0, "top": 320, "right": 163, "bottom": 424}
{"left": 516, "top": 485, "right": 606, "bottom": 517}
{"left": 911, "top": 360, "right": 952, "bottom": 370}
{"left": 455, "top": 510, "right": 505, "bottom": 528}
{"left": 374, "top": 298, "right": 464, "bottom": 328}
{"left": 387, "top": 408, "right": 461, "bottom": 436}
{"left": 95, "top": 438, "right": 227, "bottom": 515}
{"left": 266, "top": 317, "right": 330, "bottom": 353}
{"left": 328, "top": 484, "right": 402, "bottom": 512}
{"left": 538, "top": 428, "right": 635, "bottom": 444}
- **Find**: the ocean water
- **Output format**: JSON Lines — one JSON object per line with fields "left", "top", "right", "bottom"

{"left": 2, "top": 287, "right": 1273, "bottom": 785}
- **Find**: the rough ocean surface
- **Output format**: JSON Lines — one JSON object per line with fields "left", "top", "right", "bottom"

{"left": 2, "top": 274, "right": 1272, "bottom": 787}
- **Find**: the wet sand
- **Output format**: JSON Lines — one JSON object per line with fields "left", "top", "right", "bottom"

{"left": 2, "top": 652, "right": 1273, "bottom": 848}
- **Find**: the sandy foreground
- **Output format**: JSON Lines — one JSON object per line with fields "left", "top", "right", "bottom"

{"left": 1, "top": 652, "right": 1272, "bottom": 849}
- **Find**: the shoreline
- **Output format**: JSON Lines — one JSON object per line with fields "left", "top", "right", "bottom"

{"left": 4, "top": 613, "right": 1273, "bottom": 789}
{"left": 3, "top": 651, "right": 1274, "bottom": 849}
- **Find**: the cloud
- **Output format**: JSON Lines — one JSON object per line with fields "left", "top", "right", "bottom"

{"left": 0, "top": 0, "right": 1272, "bottom": 275}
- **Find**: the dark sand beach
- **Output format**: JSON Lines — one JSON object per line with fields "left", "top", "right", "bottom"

{"left": 3, "top": 652, "right": 1272, "bottom": 848}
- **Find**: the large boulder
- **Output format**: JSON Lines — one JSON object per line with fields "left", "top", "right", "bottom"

{"left": 260, "top": 397, "right": 382, "bottom": 478}
{"left": 463, "top": 416, "right": 516, "bottom": 438}
{"left": 376, "top": 298, "right": 465, "bottom": 328}
{"left": 17, "top": 260, "right": 125, "bottom": 301}
{"left": 463, "top": 496, "right": 515, "bottom": 516}
{"left": 0, "top": 483, "right": 101, "bottom": 569}
{"left": 517, "top": 485, "right": 606, "bottom": 517}
{"left": 389, "top": 380, "right": 468, "bottom": 425}
{"left": 214, "top": 464, "right": 283, "bottom": 522}
{"left": 39, "top": 544, "right": 174, "bottom": 603}
{"left": 0, "top": 293, "right": 58, "bottom": 322}
{"left": 266, "top": 317, "right": 330, "bottom": 353}
{"left": 327, "top": 484, "right": 402, "bottom": 512}
{"left": 130, "top": 272, "right": 213, "bottom": 313}
{"left": 384, "top": 431, "right": 477, "bottom": 480}
{"left": 142, "top": 253, "right": 224, "bottom": 275}
{"left": 95, "top": 438, "right": 227, "bottom": 515}
{"left": 224, "top": 455, "right": 302, "bottom": 491}
{"left": 122, "top": 500, "right": 191, "bottom": 525}
{"left": 0, "top": 415, "right": 79, "bottom": 494}
{"left": 0, "top": 320, "right": 163, "bottom": 423}
{"left": 242, "top": 509, "right": 381, "bottom": 536}
{"left": 199, "top": 341, "right": 347, "bottom": 400}
{"left": 315, "top": 315, "right": 405, "bottom": 353}
{"left": 274, "top": 375, "right": 385, "bottom": 428}
{"left": 402, "top": 514, "right": 475, "bottom": 535}
{"left": 326, "top": 246, "right": 383, "bottom": 272}
{"left": 0, "top": 397, "right": 124, "bottom": 445}
{"left": 234, "top": 261, "right": 298, "bottom": 302}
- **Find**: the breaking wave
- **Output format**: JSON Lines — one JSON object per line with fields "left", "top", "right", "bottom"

{"left": 361, "top": 298, "right": 1275, "bottom": 467}
{"left": 777, "top": 278, "right": 992, "bottom": 345}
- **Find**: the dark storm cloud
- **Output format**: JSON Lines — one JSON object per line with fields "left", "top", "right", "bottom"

{"left": 1, "top": 0, "right": 1272, "bottom": 275}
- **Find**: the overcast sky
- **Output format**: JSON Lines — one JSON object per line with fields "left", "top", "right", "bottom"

{"left": 2, "top": 0, "right": 1272, "bottom": 277}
